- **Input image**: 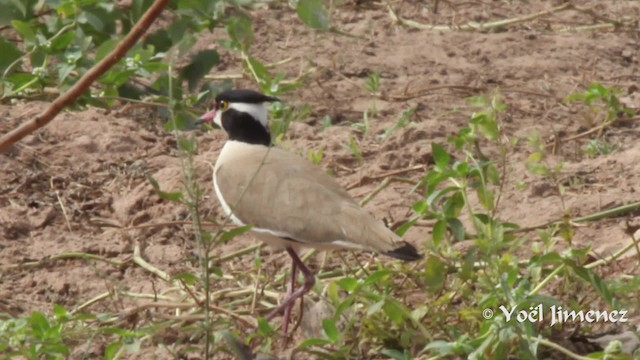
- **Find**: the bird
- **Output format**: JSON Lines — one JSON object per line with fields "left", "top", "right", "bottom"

{"left": 197, "top": 88, "right": 422, "bottom": 334}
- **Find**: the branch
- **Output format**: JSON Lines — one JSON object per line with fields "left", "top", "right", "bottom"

{"left": 0, "top": 0, "right": 170, "bottom": 153}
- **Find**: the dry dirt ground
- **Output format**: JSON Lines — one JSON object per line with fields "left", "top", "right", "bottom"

{"left": 1, "top": 0, "right": 640, "bottom": 359}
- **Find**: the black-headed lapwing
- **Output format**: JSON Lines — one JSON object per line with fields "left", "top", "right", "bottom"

{"left": 198, "top": 89, "right": 421, "bottom": 333}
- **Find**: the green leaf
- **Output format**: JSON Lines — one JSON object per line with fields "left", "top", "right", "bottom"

{"left": 432, "top": 143, "right": 450, "bottom": 171}
{"left": 173, "top": 272, "right": 199, "bottom": 285}
{"left": 29, "top": 311, "right": 50, "bottom": 337}
{"left": 180, "top": 49, "right": 219, "bottom": 91}
{"left": 52, "top": 304, "right": 68, "bottom": 320}
{"left": 219, "top": 225, "right": 253, "bottom": 244}
{"left": 11, "top": 19, "right": 36, "bottom": 43}
{"left": 104, "top": 342, "right": 121, "bottom": 360}
{"left": 322, "top": 319, "right": 340, "bottom": 343}
{"left": 296, "top": 0, "right": 329, "bottom": 30}
{"left": 412, "top": 200, "right": 427, "bottom": 214}
{"left": 432, "top": 219, "right": 446, "bottom": 246}
{"left": 531, "top": 252, "right": 563, "bottom": 265}
{"left": 163, "top": 110, "right": 190, "bottom": 131}
{"left": 167, "top": 18, "right": 190, "bottom": 44}
{"left": 49, "top": 31, "right": 75, "bottom": 51}
{"left": 447, "top": 218, "right": 465, "bottom": 242}
{"left": 366, "top": 300, "right": 385, "bottom": 316}
{"left": 146, "top": 175, "right": 183, "bottom": 202}
{"left": 78, "top": 10, "right": 105, "bottom": 32}
{"left": 382, "top": 299, "right": 406, "bottom": 324}
{"left": 177, "top": 136, "right": 197, "bottom": 154}
{"left": 58, "top": 63, "right": 75, "bottom": 83}
{"left": 423, "top": 340, "right": 456, "bottom": 355}
{"left": 296, "top": 338, "right": 332, "bottom": 349}
{"left": 226, "top": 15, "right": 254, "bottom": 51}
{"left": 0, "top": 0, "right": 37, "bottom": 22}
{"left": 424, "top": 255, "right": 445, "bottom": 293}
{"left": 571, "top": 266, "right": 613, "bottom": 305}
{"left": 335, "top": 297, "right": 354, "bottom": 318}
{"left": 381, "top": 349, "right": 410, "bottom": 360}
{"left": 144, "top": 29, "right": 172, "bottom": 53}
{"left": 394, "top": 218, "right": 417, "bottom": 237}
{"left": 476, "top": 186, "right": 494, "bottom": 211}
{"left": 443, "top": 191, "right": 465, "bottom": 218}
{"left": 0, "top": 37, "right": 23, "bottom": 74}
{"left": 94, "top": 38, "right": 120, "bottom": 62}
{"left": 131, "top": 0, "right": 154, "bottom": 22}
{"left": 257, "top": 317, "right": 274, "bottom": 336}
{"left": 244, "top": 56, "right": 271, "bottom": 91}
{"left": 471, "top": 113, "right": 499, "bottom": 141}
{"left": 364, "top": 269, "right": 392, "bottom": 286}
{"left": 336, "top": 277, "right": 358, "bottom": 292}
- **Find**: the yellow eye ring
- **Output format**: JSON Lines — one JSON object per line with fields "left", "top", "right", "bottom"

{"left": 219, "top": 100, "right": 229, "bottom": 111}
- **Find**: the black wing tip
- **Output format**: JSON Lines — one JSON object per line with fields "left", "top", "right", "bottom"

{"left": 385, "top": 242, "right": 422, "bottom": 261}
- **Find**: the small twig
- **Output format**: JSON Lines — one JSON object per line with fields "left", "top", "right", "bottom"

{"left": 251, "top": 265, "right": 261, "bottom": 315}
{"left": 383, "top": 85, "right": 485, "bottom": 102}
{"left": 1, "top": 252, "right": 127, "bottom": 272}
{"left": 347, "top": 166, "right": 423, "bottom": 190}
{"left": 92, "top": 218, "right": 223, "bottom": 230}
{"left": 532, "top": 336, "right": 594, "bottom": 360}
{"left": 73, "top": 291, "right": 112, "bottom": 314}
{"left": 98, "top": 96, "right": 169, "bottom": 108}
{"left": 557, "top": 23, "right": 618, "bottom": 33}
{"left": 386, "top": 1, "right": 572, "bottom": 32}
{"left": 0, "top": 0, "right": 170, "bottom": 153}
{"left": 218, "top": 243, "right": 263, "bottom": 263}
{"left": 509, "top": 201, "right": 640, "bottom": 234}
{"left": 133, "top": 242, "right": 171, "bottom": 282}
{"left": 157, "top": 308, "right": 257, "bottom": 327}
{"left": 585, "top": 232, "right": 640, "bottom": 270}
{"left": 573, "top": 201, "right": 640, "bottom": 223}
{"left": 358, "top": 177, "right": 391, "bottom": 207}
{"left": 544, "top": 118, "right": 629, "bottom": 148}
{"left": 51, "top": 180, "right": 73, "bottom": 233}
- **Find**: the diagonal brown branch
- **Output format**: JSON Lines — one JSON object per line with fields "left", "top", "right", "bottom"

{"left": 0, "top": 0, "right": 170, "bottom": 153}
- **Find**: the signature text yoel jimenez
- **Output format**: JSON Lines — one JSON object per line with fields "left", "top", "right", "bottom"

{"left": 494, "top": 305, "right": 629, "bottom": 326}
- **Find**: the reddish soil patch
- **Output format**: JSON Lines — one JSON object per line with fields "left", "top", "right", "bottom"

{"left": 1, "top": 1, "right": 639, "bottom": 358}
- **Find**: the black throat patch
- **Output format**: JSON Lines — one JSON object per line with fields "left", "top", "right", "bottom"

{"left": 221, "top": 109, "right": 271, "bottom": 146}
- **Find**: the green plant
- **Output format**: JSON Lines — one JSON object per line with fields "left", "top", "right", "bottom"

{"left": 0, "top": 0, "right": 224, "bottom": 110}
{"left": 295, "top": 93, "right": 638, "bottom": 359}
{"left": 379, "top": 106, "right": 415, "bottom": 141}
{"left": 307, "top": 147, "right": 325, "bottom": 165}
{"left": 565, "top": 82, "right": 635, "bottom": 125}
{"left": 582, "top": 138, "right": 620, "bottom": 158}
{"left": 342, "top": 133, "right": 362, "bottom": 162}
{"left": 350, "top": 104, "right": 374, "bottom": 135}
{"left": 0, "top": 306, "right": 71, "bottom": 359}
{"left": 363, "top": 71, "right": 381, "bottom": 96}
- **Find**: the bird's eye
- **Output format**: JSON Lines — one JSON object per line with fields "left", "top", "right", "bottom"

{"left": 219, "top": 100, "right": 229, "bottom": 111}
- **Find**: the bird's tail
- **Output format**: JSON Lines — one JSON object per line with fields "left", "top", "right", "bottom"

{"left": 384, "top": 241, "right": 422, "bottom": 261}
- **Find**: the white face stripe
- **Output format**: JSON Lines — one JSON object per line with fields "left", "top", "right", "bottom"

{"left": 213, "top": 109, "right": 223, "bottom": 128}
{"left": 213, "top": 102, "right": 269, "bottom": 129}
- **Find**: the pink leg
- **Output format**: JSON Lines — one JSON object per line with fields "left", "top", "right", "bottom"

{"left": 265, "top": 248, "right": 315, "bottom": 329}
{"left": 282, "top": 260, "right": 298, "bottom": 335}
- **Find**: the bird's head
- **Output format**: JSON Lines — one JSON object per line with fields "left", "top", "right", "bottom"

{"left": 197, "top": 89, "right": 280, "bottom": 146}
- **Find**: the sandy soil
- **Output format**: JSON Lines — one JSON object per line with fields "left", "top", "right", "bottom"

{"left": 1, "top": 0, "right": 639, "bottom": 358}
